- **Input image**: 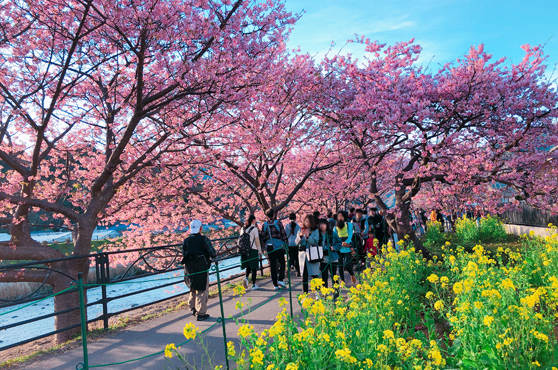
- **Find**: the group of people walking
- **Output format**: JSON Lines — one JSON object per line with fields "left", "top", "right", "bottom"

{"left": 180, "top": 207, "right": 393, "bottom": 321}
{"left": 238, "top": 207, "right": 391, "bottom": 294}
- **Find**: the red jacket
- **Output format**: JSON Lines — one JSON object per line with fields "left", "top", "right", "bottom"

{"left": 364, "top": 238, "right": 377, "bottom": 256}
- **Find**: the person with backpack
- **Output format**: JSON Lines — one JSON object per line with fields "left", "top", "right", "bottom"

{"left": 368, "top": 207, "right": 383, "bottom": 247}
{"left": 261, "top": 209, "right": 288, "bottom": 290}
{"left": 296, "top": 214, "right": 321, "bottom": 294}
{"left": 317, "top": 218, "right": 341, "bottom": 292}
{"left": 181, "top": 220, "right": 216, "bottom": 321}
{"left": 378, "top": 209, "right": 390, "bottom": 247}
{"left": 333, "top": 211, "right": 357, "bottom": 285}
{"left": 353, "top": 209, "right": 368, "bottom": 270}
{"left": 240, "top": 215, "right": 262, "bottom": 290}
{"left": 284, "top": 213, "right": 301, "bottom": 277}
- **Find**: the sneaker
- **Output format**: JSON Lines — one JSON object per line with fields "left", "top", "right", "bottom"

{"left": 274, "top": 286, "right": 281, "bottom": 290}
{"left": 190, "top": 308, "right": 197, "bottom": 316}
{"left": 242, "top": 278, "right": 249, "bottom": 290}
{"left": 278, "top": 281, "right": 286, "bottom": 288}
{"left": 351, "top": 275, "right": 357, "bottom": 284}
{"left": 197, "top": 313, "right": 210, "bottom": 321}
{"left": 251, "top": 284, "right": 260, "bottom": 290}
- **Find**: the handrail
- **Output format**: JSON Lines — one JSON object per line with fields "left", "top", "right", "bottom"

{"left": 0, "top": 236, "right": 238, "bottom": 271}
{"left": 0, "top": 234, "right": 258, "bottom": 351}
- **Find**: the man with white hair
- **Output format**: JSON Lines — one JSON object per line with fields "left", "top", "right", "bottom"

{"left": 181, "top": 220, "right": 216, "bottom": 321}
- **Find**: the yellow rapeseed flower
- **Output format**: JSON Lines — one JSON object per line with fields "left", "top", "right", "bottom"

{"left": 310, "top": 300, "right": 325, "bottom": 316}
{"left": 501, "top": 278, "right": 515, "bottom": 290}
{"left": 233, "top": 285, "right": 246, "bottom": 297}
{"left": 383, "top": 329, "right": 395, "bottom": 340}
{"left": 227, "top": 341, "right": 236, "bottom": 357}
{"left": 427, "top": 274, "right": 439, "bottom": 283}
{"left": 453, "top": 281, "right": 464, "bottom": 295}
{"left": 183, "top": 323, "right": 200, "bottom": 340}
{"left": 377, "top": 344, "right": 389, "bottom": 354}
{"left": 310, "top": 278, "right": 324, "bottom": 291}
{"left": 238, "top": 324, "right": 254, "bottom": 338}
{"left": 250, "top": 348, "right": 264, "bottom": 365}
{"left": 531, "top": 330, "right": 549, "bottom": 342}
{"left": 164, "top": 343, "right": 176, "bottom": 358}
{"left": 335, "top": 348, "right": 357, "bottom": 364}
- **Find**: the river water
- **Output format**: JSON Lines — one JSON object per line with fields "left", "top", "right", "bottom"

{"left": 0, "top": 230, "right": 121, "bottom": 244}
{"left": 0, "top": 256, "right": 243, "bottom": 349}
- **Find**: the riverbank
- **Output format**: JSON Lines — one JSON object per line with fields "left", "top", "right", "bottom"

{"left": 0, "top": 272, "right": 256, "bottom": 368}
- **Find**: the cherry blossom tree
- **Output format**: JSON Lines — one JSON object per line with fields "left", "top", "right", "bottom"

{"left": 0, "top": 0, "right": 297, "bottom": 341}
{"left": 297, "top": 163, "right": 375, "bottom": 214}
{"left": 322, "top": 40, "right": 558, "bottom": 255}
{"left": 162, "top": 54, "right": 342, "bottom": 225}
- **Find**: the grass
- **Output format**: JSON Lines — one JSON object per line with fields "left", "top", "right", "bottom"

{"left": 0, "top": 338, "right": 78, "bottom": 369}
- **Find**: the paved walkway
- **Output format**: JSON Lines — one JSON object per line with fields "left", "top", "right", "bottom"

{"left": 21, "top": 278, "right": 304, "bottom": 370}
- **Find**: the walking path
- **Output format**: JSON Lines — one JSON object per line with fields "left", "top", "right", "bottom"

{"left": 21, "top": 279, "right": 304, "bottom": 370}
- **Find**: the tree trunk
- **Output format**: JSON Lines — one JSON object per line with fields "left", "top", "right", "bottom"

{"left": 388, "top": 199, "right": 432, "bottom": 260}
{"left": 52, "top": 224, "right": 94, "bottom": 343}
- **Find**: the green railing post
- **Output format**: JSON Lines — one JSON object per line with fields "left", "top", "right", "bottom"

{"left": 214, "top": 261, "right": 230, "bottom": 370}
{"left": 77, "top": 272, "right": 89, "bottom": 370}
{"left": 285, "top": 246, "right": 294, "bottom": 318}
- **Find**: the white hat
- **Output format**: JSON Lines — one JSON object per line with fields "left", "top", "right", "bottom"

{"left": 189, "top": 220, "right": 202, "bottom": 234}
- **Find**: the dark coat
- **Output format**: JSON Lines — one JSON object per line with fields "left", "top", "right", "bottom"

{"left": 182, "top": 233, "right": 216, "bottom": 291}
{"left": 368, "top": 214, "right": 384, "bottom": 240}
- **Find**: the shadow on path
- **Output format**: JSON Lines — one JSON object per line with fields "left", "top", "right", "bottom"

{"left": 22, "top": 278, "right": 305, "bottom": 370}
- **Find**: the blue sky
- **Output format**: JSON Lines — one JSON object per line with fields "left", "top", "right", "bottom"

{"left": 284, "top": 0, "right": 558, "bottom": 72}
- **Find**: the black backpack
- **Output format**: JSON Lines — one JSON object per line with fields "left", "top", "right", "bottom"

{"left": 237, "top": 226, "right": 254, "bottom": 255}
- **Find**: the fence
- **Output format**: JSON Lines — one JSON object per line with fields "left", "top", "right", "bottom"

{"left": 0, "top": 236, "right": 265, "bottom": 351}
{"left": 74, "top": 246, "right": 304, "bottom": 370}
{"left": 1, "top": 235, "right": 367, "bottom": 369}
{"left": 500, "top": 202, "right": 558, "bottom": 227}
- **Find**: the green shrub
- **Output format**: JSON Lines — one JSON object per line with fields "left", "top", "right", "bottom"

{"left": 425, "top": 220, "right": 444, "bottom": 248}
{"left": 455, "top": 215, "right": 507, "bottom": 245}
{"left": 479, "top": 215, "right": 507, "bottom": 242}
{"left": 455, "top": 216, "right": 479, "bottom": 244}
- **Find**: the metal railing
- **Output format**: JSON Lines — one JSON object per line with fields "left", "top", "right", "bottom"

{"left": 0, "top": 236, "right": 268, "bottom": 351}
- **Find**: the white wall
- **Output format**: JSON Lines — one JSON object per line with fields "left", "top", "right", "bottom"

{"left": 504, "top": 224, "right": 554, "bottom": 238}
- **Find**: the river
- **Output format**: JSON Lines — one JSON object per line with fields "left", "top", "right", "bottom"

{"left": 0, "top": 256, "right": 243, "bottom": 349}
